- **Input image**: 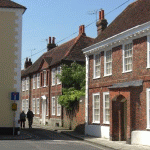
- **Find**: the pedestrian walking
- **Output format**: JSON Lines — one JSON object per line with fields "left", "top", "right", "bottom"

{"left": 27, "top": 109, "right": 34, "bottom": 128}
{"left": 20, "top": 111, "right": 26, "bottom": 129}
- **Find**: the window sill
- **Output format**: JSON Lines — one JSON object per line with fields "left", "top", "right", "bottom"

{"left": 93, "top": 77, "right": 100, "bottom": 80}
{"left": 103, "top": 74, "right": 112, "bottom": 77}
{"left": 92, "top": 122, "right": 100, "bottom": 124}
{"left": 57, "top": 115, "right": 61, "bottom": 117}
{"left": 51, "top": 84, "right": 56, "bottom": 87}
{"left": 122, "top": 70, "right": 132, "bottom": 74}
{"left": 103, "top": 122, "right": 110, "bottom": 125}
{"left": 57, "top": 83, "right": 61, "bottom": 85}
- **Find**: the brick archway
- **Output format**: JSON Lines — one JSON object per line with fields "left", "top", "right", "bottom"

{"left": 112, "top": 94, "right": 127, "bottom": 141}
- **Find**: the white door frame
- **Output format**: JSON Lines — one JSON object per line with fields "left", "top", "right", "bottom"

{"left": 41, "top": 95, "right": 47, "bottom": 125}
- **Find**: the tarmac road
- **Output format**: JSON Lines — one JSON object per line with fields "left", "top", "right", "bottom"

{"left": 0, "top": 127, "right": 113, "bottom": 150}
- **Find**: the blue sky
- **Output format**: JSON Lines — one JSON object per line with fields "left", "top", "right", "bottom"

{"left": 13, "top": 0, "right": 135, "bottom": 69}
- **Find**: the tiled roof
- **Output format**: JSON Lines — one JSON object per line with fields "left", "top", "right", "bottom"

{"left": 95, "top": 0, "right": 150, "bottom": 43}
{"left": 21, "top": 34, "right": 94, "bottom": 77}
{"left": 0, "top": 0, "right": 26, "bottom": 9}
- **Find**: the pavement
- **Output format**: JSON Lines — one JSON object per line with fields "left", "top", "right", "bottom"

{"left": 0, "top": 123, "right": 150, "bottom": 150}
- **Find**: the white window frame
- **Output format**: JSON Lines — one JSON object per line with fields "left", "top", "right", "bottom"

{"left": 26, "top": 99, "right": 29, "bottom": 114}
{"left": 22, "top": 78, "right": 25, "bottom": 91}
{"left": 52, "top": 68, "right": 56, "bottom": 86}
{"left": 122, "top": 43, "right": 133, "bottom": 73}
{"left": 32, "top": 98, "right": 36, "bottom": 114}
{"left": 43, "top": 70, "right": 46, "bottom": 87}
{"left": 33, "top": 74, "right": 36, "bottom": 89}
{"left": 37, "top": 73, "right": 40, "bottom": 88}
{"left": 57, "top": 66, "right": 61, "bottom": 85}
{"left": 147, "top": 35, "right": 150, "bottom": 68}
{"left": 93, "top": 53, "right": 101, "bottom": 79}
{"left": 92, "top": 93, "right": 100, "bottom": 123}
{"left": 26, "top": 77, "right": 29, "bottom": 90}
{"left": 22, "top": 99, "right": 25, "bottom": 112}
{"left": 104, "top": 50, "right": 112, "bottom": 76}
{"left": 146, "top": 88, "right": 150, "bottom": 129}
{"left": 36, "top": 98, "right": 40, "bottom": 114}
{"left": 46, "top": 99, "right": 48, "bottom": 116}
{"left": 57, "top": 97, "right": 61, "bottom": 116}
{"left": 103, "top": 92, "right": 110, "bottom": 124}
{"left": 52, "top": 96, "right": 55, "bottom": 115}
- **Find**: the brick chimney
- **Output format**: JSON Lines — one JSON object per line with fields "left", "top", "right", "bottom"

{"left": 24, "top": 57, "right": 32, "bottom": 69}
{"left": 79, "top": 25, "right": 86, "bottom": 36}
{"left": 96, "top": 9, "right": 108, "bottom": 36}
{"left": 47, "top": 36, "right": 56, "bottom": 51}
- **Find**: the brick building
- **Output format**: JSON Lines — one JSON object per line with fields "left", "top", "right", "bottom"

{"left": 21, "top": 25, "right": 94, "bottom": 128}
{"left": 82, "top": 0, "right": 150, "bottom": 146}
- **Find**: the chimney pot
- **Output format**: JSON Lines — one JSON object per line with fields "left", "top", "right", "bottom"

{"left": 52, "top": 37, "right": 55, "bottom": 44}
{"left": 99, "top": 11, "right": 101, "bottom": 20}
{"left": 101, "top": 10, "right": 104, "bottom": 20}
{"left": 49, "top": 37, "right": 51, "bottom": 44}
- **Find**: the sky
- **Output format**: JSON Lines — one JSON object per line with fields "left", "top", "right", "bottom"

{"left": 13, "top": 0, "right": 136, "bottom": 69}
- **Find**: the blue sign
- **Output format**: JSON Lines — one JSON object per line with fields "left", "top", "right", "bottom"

{"left": 11, "top": 92, "right": 19, "bottom": 100}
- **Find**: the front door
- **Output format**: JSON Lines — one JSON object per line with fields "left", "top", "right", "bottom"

{"left": 112, "top": 100, "right": 126, "bottom": 141}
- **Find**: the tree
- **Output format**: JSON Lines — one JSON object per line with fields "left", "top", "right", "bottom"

{"left": 57, "top": 62, "right": 85, "bottom": 110}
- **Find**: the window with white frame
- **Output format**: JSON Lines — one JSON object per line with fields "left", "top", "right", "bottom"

{"left": 52, "top": 96, "right": 55, "bottom": 115}
{"left": 26, "top": 99, "right": 29, "bottom": 114}
{"left": 147, "top": 36, "right": 150, "bottom": 68}
{"left": 93, "top": 93, "right": 100, "bottom": 123}
{"left": 22, "top": 99, "right": 25, "bottom": 112}
{"left": 94, "top": 54, "right": 101, "bottom": 78}
{"left": 57, "top": 66, "right": 61, "bottom": 85}
{"left": 46, "top": 99, "right": 48, "bottom": 116}
{"left": 57, "top": 97, "right": 61, "bottom": 116}
{"left": 26, "top": 77, "right": 29, "bottom": 90}
{"left": 22, "top": 99, "right": 29, "bottom": 114}
{"left": 146, "top": 88, "right": 150, "bottom": 129}
{"left": 37, "top": 73, "right": 40, "bottom": 88}
{"left": 123, "top": 43, "right": 133, "bottom": 72}
{"left": 103, "top": 92, "right": 110, "bottom": 124}
{"left": 52, "top": 68, "right": 56, "bottom": 86}
{"left": 33, "top": 74, "right": 36, "bottom": 89}
{"left": 32, "top": 98, "right": 36, "bottom": 114}
{"left": 43, "top": 71, "right": 46, "bottom": 87}
{"left": 104, "top": 50, "right": 112, "bottom": 76}
{"left": 22, "top": 78, "right": 25, "bottom": 91}
{"left": 36, "top": 98, "right": 40, "bottom": 114}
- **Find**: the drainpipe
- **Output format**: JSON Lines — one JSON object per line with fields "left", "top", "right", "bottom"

{"left": 85, "top": 55, "right": 89, "bottom": 134}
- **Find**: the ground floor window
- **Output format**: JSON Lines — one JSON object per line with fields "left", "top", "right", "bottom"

{"left": 147, "top": 88, "right": 150, "bottom": 129}
{"left": 36, "top": 98, "right": 40, "bottom": 114}
{"left": 22, "top": 99, "right": 29, "bottom": 114}
{"left": 57, "top": 97, "right": 61, "bottom": 116}
{"left": 93, "top": 93, "right": 100, "bottom": 123}
{"left": 103, "top": 92, "right": 110, "bottom": 124}
{"left": 32, "top": 98, "right": 36, "bottom": 114}
{"left": 52, "top": 97, "right": 55, "bottom": 115}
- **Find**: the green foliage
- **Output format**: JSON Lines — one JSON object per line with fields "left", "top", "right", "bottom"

{"left": 57, "top": 62, "right": 85, "bottom": 110}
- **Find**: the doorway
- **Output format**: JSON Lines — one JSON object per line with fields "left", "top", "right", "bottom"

{"left": 112, "top": 95, "right": 127, "bottom": 141}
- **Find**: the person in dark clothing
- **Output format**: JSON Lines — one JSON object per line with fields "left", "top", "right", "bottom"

{"left": 27, "top": 109, "right": 34, "bottom": 128}
{"left": 20, "top": 111, "right": 26, "bottom": 129}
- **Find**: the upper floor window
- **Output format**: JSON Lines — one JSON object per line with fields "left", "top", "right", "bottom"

{"left": 146, "top": 88, "right": 150, "bottom": 129}
{"left": 52, "top": 68, "right": 56, "bottom": 86}
{"left": 123, "top": 43, "right": 133, "bottom": 72}
{"left": 37, "top": 73, "right": 40, "bottom": 88}
{"left": 26, "top": 77, "right": 29, "bottom": 90}
{"left": 93, "top": 93, "right": 100, "bottom": 123}
{"left": 94, "top": 54, "right": 101, "bottom": 79}
{"left": 43, "top": 70, "right": 46, "bottom": 87}
{"left": 104, "top": 50, "right": 112, "bottom": 76}
{"left": 103, "top": 92, "right": 110, "bottom": 124}
{"left": 22, "top": 78, "right": 25, "bottom": 91}
{"left": 57, "top": 66, "right": 61, "bottom": 85}
{"left": 147, "top": 36, "right": 150, "bottom": 68}
{"left": 33, "top": 74, "right": 36, "bottom": 89}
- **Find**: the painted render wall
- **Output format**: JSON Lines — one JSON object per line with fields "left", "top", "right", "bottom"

{"left": 0, "top": 8, "right": 24, "bottom": 128}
